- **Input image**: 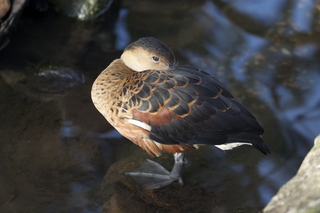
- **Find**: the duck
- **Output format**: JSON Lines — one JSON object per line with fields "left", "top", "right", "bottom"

{"left": 91, "top": 37, "right": 270, "bottom": 189}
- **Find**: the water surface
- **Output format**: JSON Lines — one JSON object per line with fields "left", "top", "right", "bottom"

{"left": 0, "top": 0, "right": 319, "bottom": 212}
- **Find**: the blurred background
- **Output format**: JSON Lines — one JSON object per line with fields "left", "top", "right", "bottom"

{"left": 0, "top": 0, "right": 320, "bottom": 212}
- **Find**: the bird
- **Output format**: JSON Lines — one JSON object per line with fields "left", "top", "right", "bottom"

{"left": 91, "top": 37, "right": 270, "bottom": 189}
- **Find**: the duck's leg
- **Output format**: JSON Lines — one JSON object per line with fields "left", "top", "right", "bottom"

{"left": 126, "top": 153, "right": 185, "bottom": 189}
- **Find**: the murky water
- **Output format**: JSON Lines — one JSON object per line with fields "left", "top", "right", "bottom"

{"left": 1, "top": 0, "right": 320, "bottom": 212}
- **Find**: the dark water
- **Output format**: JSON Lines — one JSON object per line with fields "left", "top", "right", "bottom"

{"left": 1, "top": 0, "right": 320, "bottom": 212}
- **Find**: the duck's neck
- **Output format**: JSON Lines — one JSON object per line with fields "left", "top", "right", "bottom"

{"left": 91, "top": 59, "right": 134, "bottom": 114}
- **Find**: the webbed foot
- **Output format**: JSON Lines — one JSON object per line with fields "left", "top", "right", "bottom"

{"left": 126, "top": 153, "right": 184, "bottom": 189}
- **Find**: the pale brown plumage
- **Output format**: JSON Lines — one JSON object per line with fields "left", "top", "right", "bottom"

{"left": 91, "top": 59, "right": 193, "bottom": 157}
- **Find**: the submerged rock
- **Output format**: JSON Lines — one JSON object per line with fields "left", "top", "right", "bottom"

{"left": 100, "top": 145, "right": 266, "bottom": 213}
{"left": 264, "top": 135, "right": 320, "bottom": 213}
{"left": 1, "top": 66, "right": 85, "bottom": 96}
{"left": 52, "top": 0, "right": 113, "bottom": 20}
{"left": 33, "top": 67, "right": 85, "bottom": 93}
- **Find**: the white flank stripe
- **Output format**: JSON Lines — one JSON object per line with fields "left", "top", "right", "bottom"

{"left": 215, "top": 142, "right": 252, "bottom": 150}
{"left": 128, "top": 119, "right": 152, "bottom": 131}
{"left": 154, "top": 141, "right": 163, "bottom": 150}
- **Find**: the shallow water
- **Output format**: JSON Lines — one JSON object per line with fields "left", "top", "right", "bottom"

{"left": 1, "top": 0, "right": 320, "bottom": 212}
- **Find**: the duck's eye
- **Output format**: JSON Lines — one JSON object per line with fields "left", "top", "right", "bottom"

{"left": 152, "top": 56, "right": 160, "bottom": 62}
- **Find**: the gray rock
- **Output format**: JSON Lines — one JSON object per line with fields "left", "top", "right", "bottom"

{"left": 264, "top": 135, "right": 320, "bottom": 213}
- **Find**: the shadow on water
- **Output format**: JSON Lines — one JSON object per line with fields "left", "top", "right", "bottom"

{"left": 0, "top": 0, "right": 320, "bottom": 212}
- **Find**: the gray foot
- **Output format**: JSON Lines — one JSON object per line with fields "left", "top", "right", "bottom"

{"left": 126, "top": 153, "right": 185, "bottom": 189}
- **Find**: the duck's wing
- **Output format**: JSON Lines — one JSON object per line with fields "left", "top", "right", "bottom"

{"left": 126, "top": 65, "right": 270, "bottom": 154}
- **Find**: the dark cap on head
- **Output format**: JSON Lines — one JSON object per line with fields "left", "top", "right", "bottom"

{"left": 125, "top": 37, "right": 176, "bottom": 65}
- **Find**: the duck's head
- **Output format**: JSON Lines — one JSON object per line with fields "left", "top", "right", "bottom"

{"left": 121, "top": 37, "right": 176, "bottom": 72}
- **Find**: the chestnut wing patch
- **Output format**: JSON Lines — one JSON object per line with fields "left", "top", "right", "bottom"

{"left": 127, "top": 65, "right": 265, "bottom": 149}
